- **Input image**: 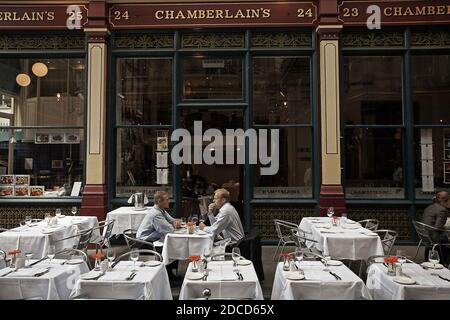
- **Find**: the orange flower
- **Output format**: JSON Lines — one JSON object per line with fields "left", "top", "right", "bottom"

{"left": 8, "top": 249, "right": 21, "bottom": 255}
{"left": 279, "top": 253, "right": 292, "bottom": 258}
{"left": 384, "top": 256, "right": 398, "bottom": 264}
{"left": 187, "top": 221, "right": 195, "bottom": 227}
{"left": 91, "top": 252, "right": 105, "bottom": 260}
{"left": 188, "top": 255, "right": 201, "bottom": 262}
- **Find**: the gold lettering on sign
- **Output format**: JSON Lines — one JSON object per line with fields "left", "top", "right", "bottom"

{"left": 382, "top": 5, "right": 450, "bottom": 18}
{"left": 153, "top": 8, "right": 273, "bottom": 20}
{"left": 0, "top": 10, "right": 56, "bottom": 21}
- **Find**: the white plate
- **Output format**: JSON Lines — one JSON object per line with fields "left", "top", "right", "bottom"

{"left": 237, "top": 259, "right": 252, "bottom": 266}
{"left": 185, "top": 272, "right": 205, "bottom": 280}
{"left": 286, "top": 272, "right": 305, "bottom": 280}
{"left": 144, "top": 260, "right": 162, "bottom": 267}
{"left": 393, "top": 276, "right": 416, "bottom": 285}
{"left": 81, "top": 271, "right": 103, "bottom": 280}
{"left": 65, "top": 258, "right": 84, "bottom": 265}
{"left": 421, "top": 262, "right": 444, "bottom": 269}
{"left": 326, "top": 260, "right": 343, "bottom": 266}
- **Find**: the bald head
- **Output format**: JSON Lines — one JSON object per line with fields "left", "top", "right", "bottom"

{"left": 433, "top": 191, "right": 450, "bottom": 207}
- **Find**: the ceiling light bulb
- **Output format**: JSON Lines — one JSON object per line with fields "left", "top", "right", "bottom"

{"left": 32, "top": 62, "right": 48, "bottom": 77}
{"left": 16, "top": 73, "right": 31, "bottom": 87}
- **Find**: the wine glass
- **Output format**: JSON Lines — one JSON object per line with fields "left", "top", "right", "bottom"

{"left": 203, "top": 247, "right": 211, "bottom": 261}
{"left": 25, "top": 253, "right": 33, "bottom": 268}
{"left": 25, "top": 216, "right": 32, "bottom": 227}
{"left": 130, "top": 249, "right": 139, "bottom": 271}
{"left": 396, "top": 249, "right": 407, "bottom": 268}
{"left": 341, "top": 212, "right": 347, "bottom": 225}
{"left": 71, "top": 206, "right": 77, "bottom": 217}
{"left": 294, "top": 248, "right": 304, "bottom": 275}
{"left": 55, "top": 209, "right": 62, "bottom": 218}
{"left": 428, "top": 249, "right": 440, "bottom": 270}
{"left": 107, "top": 248, "right": 116, "bottom": 270}
{"left": 322, "top": 255, "right": 331, "bottom": 271}
{"left": 47, "top": 245, "right": 56, "bottom": 263}
{"left": 232, "top": 247, "right": 241, "bottom": 267}
{"left": 191, "top": 214, "right": 199, "bottom": 226}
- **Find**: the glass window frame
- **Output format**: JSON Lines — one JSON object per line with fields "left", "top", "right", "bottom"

{"left": 0, "top": 52, "right": 87, "bottom": 201}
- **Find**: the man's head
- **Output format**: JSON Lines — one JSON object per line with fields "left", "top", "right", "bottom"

{"left": 154, "top": 191, "right": 169, "bottom": 209}
{"left": 432, "top": 191, "right": 450, "bottom": 208}
{"left": 213, "top": 188, "right": 230, "bottom": 209}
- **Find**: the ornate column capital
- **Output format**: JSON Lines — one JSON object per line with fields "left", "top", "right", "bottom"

{"left": 316, "top": 25, "right": 343, "bottom": 41}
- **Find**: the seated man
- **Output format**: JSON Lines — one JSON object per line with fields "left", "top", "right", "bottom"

{"left": 199, "top": 188, "right": 245, "bottom": 245}
{"left": 421, "top": 191, "right": 450, "bottom": 263}
{"left": 136, "top": 191, "right": 179, "bottom": 243}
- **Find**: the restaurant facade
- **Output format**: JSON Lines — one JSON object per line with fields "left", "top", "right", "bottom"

{"left": 0, "top": 0, "right": 449, "bottom": 243}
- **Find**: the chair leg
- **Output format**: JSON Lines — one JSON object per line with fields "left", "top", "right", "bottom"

{"left": 273, "top": 240, "right": 282, "bottom": 261}
{"left": 413, "top": 240, "right": 422, "bottom": 261}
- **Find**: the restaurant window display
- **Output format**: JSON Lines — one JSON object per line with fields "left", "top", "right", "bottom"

{"left": 0, "top": 58, "right": 85, "bottom": 197}
{"left": 115, "top": 58, "right": 173, "bottom": 197}
{"left": 412, "top": 55, "right": 450, "bottom": 198}
{"left": 253, "top": 57, "right": 313, "bottom": 198}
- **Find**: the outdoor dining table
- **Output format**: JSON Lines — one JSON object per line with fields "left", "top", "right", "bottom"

{"left": 70, "top": 260, "right": 172, "bottom": 300}
{"left": 299, "top": 217, "right": 384, "bottom": 260}
{"left": 0, "top": 258, "right": 89, "bottom": 300}
{"left": 104, "top": 206, "right": 150, "bottom": 237}
{"left": 0, "top": 216, "right": 100, "bottom": 259}
{"left": 271, "top": 260, "right": 372, "bottom": 300}
{"left": 367, "top": 261, "right": 450, "bottom": 300}
{"left": 179, "top": 259, "right": 263, "bottom": 300}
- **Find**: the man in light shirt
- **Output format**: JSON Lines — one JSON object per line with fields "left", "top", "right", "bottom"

{"left": 199, "top": 188, "right": 245, "bottom": 245}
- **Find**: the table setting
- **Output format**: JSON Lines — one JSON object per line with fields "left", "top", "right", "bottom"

{"left": 70, "top": 259, "right": 172, "bottom": 300}
{"left": 299, "top": 217, "right": 384, "bottom": 260}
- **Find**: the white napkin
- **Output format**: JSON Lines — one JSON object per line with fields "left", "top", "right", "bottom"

{"left": 9, "top": 267, "right": 49, "bottom": 277}
{"left": 100, "top": 271, "right": 135, "bottom": 281}
{"left": 303, "top": 270, "right": 336, "bottom": 281}
{"left": 207, "top": 272, "right": 239, "bottom": 281}
{"left": 114, "top": 261, "right": 144, "bottom": 268}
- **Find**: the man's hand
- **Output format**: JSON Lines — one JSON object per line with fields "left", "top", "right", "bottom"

{"left": 199, "top": 222, "right": 206, "bottom": 230}
{"left": 208, "top": 203, "right": 216, "bottom": 214}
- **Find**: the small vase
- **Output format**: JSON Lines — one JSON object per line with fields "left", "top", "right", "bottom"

{"left": 387, "top": 263, "right": 396, "bottom": 276}
{"left": 9, "top": 255, "right": 16, "bottom": 269}
{"left": 94, "top": 258, "right": 101, "bottom": 271}
{"left": 192, "top": 260, "right": 199, "bottom": 272}
{"left": 283, "top": 256, "right": 290, "bottom": 271}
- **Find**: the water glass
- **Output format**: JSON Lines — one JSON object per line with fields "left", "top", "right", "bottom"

{"left": 47, "top": 245, "right": 56, "bottom": 262}
{"left": 429, "top": 249, "right": 440, "bottom": 269}
{"left": 191, "top": 214, "right": 199, "bottom": 225}
{"left": 25, "top": 216, "right": 32, "bottom": 226}
{"left": 232, "top": 247, "right": 241, "bottom": 267}
{"left": 71, "top": 206, "right": 77, "bottom": 217}
{"left": 181, "top": 217, "right": 186, "bottom": 227}
{"left": 396, "top": 249, "right": 407, "bottom": 267}
{"left": 322, "top": 255, "right": 331, "bottom": 271}
{"left": 107, "top": 248, "right": 116, "bottom": 269}
{"left": 55, "top": 209, "right": 62, "bottom": 217}
{"left": 25, "top": 253, "right": 33, "bottom": 268}
{"left": 130, "top": 249, "right": 139, "bottom": 271}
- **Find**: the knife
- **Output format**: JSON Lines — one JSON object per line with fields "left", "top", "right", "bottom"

{"left": 438, "top": 275, "right": 450, "bottom": 282}
{"left": 34, "top": 268, "right": 50, "bottom": 277}
{"left": 329, "top": 271, "right": 342, "bottom": 280}
{"left": 127, "top": 272, "right": 137, "bottom": 281}
{"left": 30, "top": 257, "right": 48, "bottom": 267}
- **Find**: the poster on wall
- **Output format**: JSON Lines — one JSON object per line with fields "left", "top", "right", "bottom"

{"left": 156, "top": 152, "right": 168, "bottom": 167}
{"left": 35, "top": 133, "right": 50, "bottom": 144}
{"left": 156, "top": 168, "right": 168, "bottom": 185}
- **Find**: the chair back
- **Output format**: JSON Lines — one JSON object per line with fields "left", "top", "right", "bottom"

{"left": 95, "top": 220, "right": 115, "bottom": 247}
{"left": 274, "top": 219, "right": 298, "bottom": 241}
{"left": 374, "top": 229, "right": 397, "bottom": 255}
{"left": 210, "top": 252, "right": 244, "bottom": 261}
{"left": 412, "top": 220, "right": 442, "bottom": 246}
{"left": 55, "top": 248, "right": 88, "bottom": 262}
{"left": 122, "top": 229, "right": 154, "bottom": 250}
{"left": 114, "top": 249, "right": 162, "bottom": 263}
{"left": 358, "top": 219, "right": 379, "bottom": 231}
{"left": 76, "top": 228, "right": 94, "bottom": 251}
{"left": 291, "top": 228, "right": 317, "bottom": 249}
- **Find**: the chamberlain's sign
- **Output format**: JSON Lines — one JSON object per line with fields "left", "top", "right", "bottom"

{"left": 339, "top": 0, "right": 450, "bottom": 25}
{"left": 109, "top": 2, "right": 317, "bottom": 28}
{"left": 0, "top": 5, "right": 88, "bottom": 29}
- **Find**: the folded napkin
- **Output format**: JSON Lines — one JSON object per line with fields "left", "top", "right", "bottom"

{"left": 207, "top": 272, "right": 239, "bottom": 281}
{"left": 303, "top": 270, "right": 336, "bottom": 281}
{"left": 114, "top": 261, "right": 144, "bottom": 268}
{"left": 9, "top": 267, "right": 49, "bottom": 278}
{"left": 100, "top": 271, "right": 135, "bottom": 281}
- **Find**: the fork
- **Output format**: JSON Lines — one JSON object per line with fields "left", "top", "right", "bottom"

{"left": 126, "top": 272, "right": 136, "bottom": 281}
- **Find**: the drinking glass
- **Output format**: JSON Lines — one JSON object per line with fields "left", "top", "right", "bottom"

{"left": 396, "top": 249, "right": 407, "bottom": 268}
{"left": 47, "top": 245, "right": 56, "bottom": 262}
{"left": 192, "top": 214, "right": 199, "bottom": 225}
{"left": 341, "top": 213, "right": 347, "bottom": 225}
{"left": 130, "top": 249, "right": 139, "bottom": 271}
{"left": 25, "top": 216, "right": 32, "bottom": 226}
{"left": 107, "top": 248, "right": 116, "bottom": 270}
{"left": 71, "top": 206, "right": 77, "bottom": 217}
{"left": 232, "top": 247, "right": 241, "bottom": 267}
{"left": 55, "top": 209, "right": 62, "bottom": 217}
{"left": 322, "top": 255, "right": 331, "bottom": 271}
{"left": 25, "top": 253, "right": 33, "bottom": 268}
{"left": 428, "top": 249, "right": 440, "bottom": 269}
{"left": 203, "top": 247, "right": 211, "bottom": 261}
{"left": 294, "top": 248, "right": 304, "bottom": 275}
{"left": 181, "top": 217, "right": 186, "bottom": 227}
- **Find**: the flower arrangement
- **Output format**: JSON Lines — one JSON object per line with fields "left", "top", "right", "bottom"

{"left": 187, "top": 221, "right": 195, "bottom": 234}
{"left": 188, "top": 255, "right": 201, "bottom": 262}
{"left": 384, "top": 256, "right": 398, "bottom": 264}
{"left": 188, "top": 255, "right": 201, "bottom": 272}
{"left": 8, "top": 249, "right": 22, "bottom": 268}
{"left": 91, "top": 251, "right": 105, "bottom": 271}
{"left": 8, "top": 249, "right": 21, "bottom": 256}
{"left": 384, "top": 256, "right": 398, "bottom": 276}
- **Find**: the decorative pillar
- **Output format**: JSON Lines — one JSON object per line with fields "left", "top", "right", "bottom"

{"left": 317, "top": 0, "right": 346, "bottom": 216}
{"left": 80, "top": 1, "right": 109, "bottom": 220}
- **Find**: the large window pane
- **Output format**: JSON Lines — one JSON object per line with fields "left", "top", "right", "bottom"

{"left": 0, "top": 58, "right": 85, "bottom": 126}
{"left": 182, "top": 57, "right": 242, "bottom": 100}
{"left": 343, "top": 56, "right": 403, "bottom": 125}
{"left": 412, "top": 55, "right": 450, "bottom": 125}
{"left": 0, "top": 129, "right": 84, "bottom": 196}
{"left": 344, "top": 128, "right": 404, "bottom": 198}
{"left": 415, "top": 128, "right": 450, "bottom": 199}
{"left": 116, "top": 128, "right": 172, "bottom": 197}
{"left": 253, "top": 57, "right": 311, "bottom": 125}
{"left": 116, "top": 58, "right": 172, "bottom": 125}
{"left": 254, "top": 127, "right": 312, "bottom": 198}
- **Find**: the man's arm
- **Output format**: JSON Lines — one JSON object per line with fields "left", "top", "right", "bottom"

{"left": 206, "top": 211, "right": 230, "bottom": 238}
{"left": 163, "top": 210, "right": 176, "bottom": 224}
{"left": 435, "top": 209, "right": 448, "bottom": 229}
{"left": 154, "top": 213, "right": 175, "bottom": 235}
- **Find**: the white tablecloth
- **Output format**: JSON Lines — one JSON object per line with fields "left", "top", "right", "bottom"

{"left": 367, "top": 262, "right": 450, "bottom": 300}
{"left": 0, "top": 259, "right": 89, "bottom": 300}
{"left": 105, "top": 206, "right": 150, "bottom": 236}
{"left": 179, "top": 260, "right": 263, "bottom": 300}
{"left": 299, "top": 217, "right": 384, "bottom": 260}
{"left": 0, "top": 260, "right": 5, "bottom": 270}
{"left": 70, "top": 261, "right": 172, "bottom": 300}
{"left": 0, "top": 216, "right": 100, "bottom": 259}
{"left": 271, "top": 261, "right": 372, "bottom": 300}
{"left": 162, "top": 232, "right": 214, "bottom": 265}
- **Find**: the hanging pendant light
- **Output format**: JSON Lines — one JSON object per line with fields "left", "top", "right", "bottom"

{"left": 32, "top": 62, "right": 48, "bottom": 77}
{"left": 16, "top": 73, "right": 31, "bottom": 87}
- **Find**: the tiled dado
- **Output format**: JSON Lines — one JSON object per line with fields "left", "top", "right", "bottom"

{"left": 0, "top": 206, "right": 79, "bottom": 229}
{"left": 252, "top": 206, "right": 316, "bottom": 241}
{"left": 346, "top": 207, "right": 411, "bottom": 241}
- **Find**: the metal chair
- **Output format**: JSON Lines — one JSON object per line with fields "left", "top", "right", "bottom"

{"left": 90, "top": 220, "right": 115, "bottom": 250}
{"left": 412, "top": 220, "right": 448, "bottom": 260}
{"left": 357, "top": 219, "right": 379, "bottom": 231}
{"left": 373, "top": 229, "right": 398, "bottom": 255}
{"left": 273, "top": 219, "right": 298, "bottom": 261}
{"left": 114, "top": 249, "right": 163, "bottom": 265}
{"left": 122, "top": 229, "right": 155, "bottom": 250}
{"left": 54, "top": 228, "right": 94, "bottom": 253}
{"left": 290, "top": 228, "right": 319, "bottom": 251}
{"left": 0, "top": 249, "right": 6, "bottom": 263}
{"left": 54, "top": 248, "right": 90, "bottom": 268}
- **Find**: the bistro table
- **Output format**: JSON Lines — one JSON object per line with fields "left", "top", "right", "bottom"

{"left": 104, "top": 206, "right": 150, "bottom": 237}
{"left": 299, "top": 217, "right": 384, "bottom": 260}
{"left": 271, "top": 260, "right": 372, "bottom": 300}
{"left": 0, "top": 258, "right": 89, "bottom": 300}
{"left": 179, "top": 260, "right": 264, "bottom": 300}
{"left": 367, "top": 261, "right": 450, "bottom": 300}
{"left": 0, "top": 216, "right": 100, "bottom": 259}
{"left": 162, "top": 228, "right": 214, "bottom": 265}
{"left": 70, "top": 260, "right": 172, "bottom": 300}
